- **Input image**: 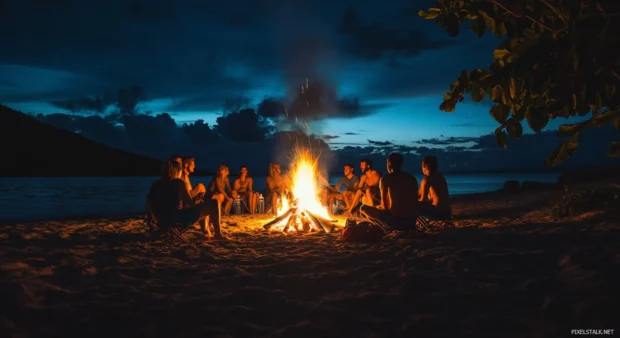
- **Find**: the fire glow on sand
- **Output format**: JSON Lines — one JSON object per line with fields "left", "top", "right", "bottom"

{"left": 263, "top": 149, "right": 336, "bottom": 233}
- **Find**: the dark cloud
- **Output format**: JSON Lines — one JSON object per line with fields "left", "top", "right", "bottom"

{"left": 338, "top": 7, "right": 455, "bottom": 61}
{"left": 28, "top": 106, "right": 620, "bottom": 176}
{"left": 257, "top": 80, "right": 388, "bottom": 128}
{"left": 415, "top": 136, "right": 480, "bottom": 146}
{"left": 368, "top": 139, "right": 393, "bottom": 146}
{"left": 323, "top": 135, "right": 340, "bottom": 140}
{"left": 50, "top": 86, "right": 144, "bottom": 115}
{"left": 344, "top": 132, "right": 359, "bottom": 135}
{"left": 214, "top": 108, "right": 274, "bottom": 142}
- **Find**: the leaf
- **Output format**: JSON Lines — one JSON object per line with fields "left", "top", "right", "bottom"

{"left": 471, "top": 87, "right": 485, "bottom": 102}
{"left": 557, "top": 120, "right": 591, "bottom": 137}
{"left": 505, "top": 118, "right": 523, "bottom": 139}
{"left": 445, "top": 13, "right": 460, "bottom": 37}
{"left": 495, "top": 21, "right": 507, "bottom": 37}
{"left": 490, "top": 104, "right": 509, "bottom": 123}
{"left": 608, "top": 142, "right": 620, "bottom": 157}
{"left": 509, "top": 78, "right": 517, "bottom": 100}
{"left": 591, "top": 110, "right": 620, "bottom": 127}
{"left": 493, "top": 49, "right": 510, "bottom": 60}
{"left": 495, "top": 128, "right": 508, "bottom": 148}
{"left": 439, "top": 98, "right": 456, "bottom": 112}
{"left": 544, "top": 133, "right": 581, "bottom": 167}
{"left": 479, "top": 10, "right": 495, "bottom": 33}
{"left": 490, "top": 85, "right": 502, "bottom": 102}
{"left": 469, "top": 17, "right": 486, "bottom": 37}
{"left": 526, "top": 107, "right": 549, "bottom": 133}
{"left": 418, "top": 8, "right": 441, "bottom": 19}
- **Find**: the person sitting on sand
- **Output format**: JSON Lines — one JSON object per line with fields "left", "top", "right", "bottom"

{"left": 266, "top": 163, "right": 289, "bottom": 216}
{"left": 360, "top": 153, "right": 418, "bottom": 230}
{"left": 322, "top": 164, "right": 359, "bottom": 214}
{"left": 182, "top": 157, "right": 206, "bottom": 203}
{"left": 233, "top": 165, "right": 259, "bottom": 214}
{"left": 418, "top": 155, "right": 451, "bottom": 217}
{"left": 207, "top": 164, "right": 237, "bottom": 214}
{"left": 347, "top": 159, "right": 382, "bottom": 215}
{"left": 149, "top": 160, "right": 224, "bottom": 239}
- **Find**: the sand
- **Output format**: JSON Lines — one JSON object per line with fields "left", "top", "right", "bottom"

{"left": 1, "top": 185, "right": 619, "bottom": 338}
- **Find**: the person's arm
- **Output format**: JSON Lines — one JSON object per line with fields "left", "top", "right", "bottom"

{"left": 332, "top": 178, "right": 343, "bottom": 192}
{"left": 379, "top": 177, "right": 389, "bottom": 210}
{"left": 225, "top": 178, "right": 234, "bottom": 194}
{"left": 357, "top": 175, "right": 367, "bottom": 189}
{"left": 233, "top": 179, "right": 241, "bottom": 192}
{"left": 419, "top": 177, "right": 429, "bottom": 202}
{"left": 248, "top": 177, "right": 253, "bottom": 192}
{"left": 215, "top": 178, "right": 229, "bottom": 198}
{"left": 176, "top": 181, "right": 195, "bottom": 207}
{"left": 429, "top": 186, "right": 439, "bottom": 206}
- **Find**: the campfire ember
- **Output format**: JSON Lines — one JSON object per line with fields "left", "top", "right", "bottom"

{"left": 264, "top": 151, "right": 336, "bottom": 233}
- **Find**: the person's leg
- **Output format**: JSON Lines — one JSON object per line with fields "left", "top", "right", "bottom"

{"left": 192, "top": 183, "right": 206, "bottom": 198}
{"left": 359, "top": 205, "right": 392, "bottom": 229}
{"left": 270, "top": 192, "right": 279, "bottom": 216}
{"left": 319, "top": 188, "right": 329, "bottom": 206}
{"left": 348, "top": 189, "right": 364, "bottom": 213}
{"left": 361, "top": 188, "right": 373, "bottom": 206}
{"left": 198, "top": 199, "right": 222, "bottom": 238}
{"left": 224, "top": 197, "right": 233, "bottom": 214}
{"left": 342, "top": 190, "right": 353, "bottom": 209}
{"left": 327, "top": 192, "right": 335, "bottom": 213}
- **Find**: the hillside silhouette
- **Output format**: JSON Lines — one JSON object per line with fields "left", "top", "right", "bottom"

{"left": 0, "top": 105, "right": 162, "bottom": 177}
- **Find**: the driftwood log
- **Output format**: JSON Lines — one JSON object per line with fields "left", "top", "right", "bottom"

{"left": 263, "top": 207, "right": 296, "bottom": 230}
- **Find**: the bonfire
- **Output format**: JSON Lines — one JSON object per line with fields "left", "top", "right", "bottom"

{"left": 263, "top": 150, "right": 336, "bottom": 233}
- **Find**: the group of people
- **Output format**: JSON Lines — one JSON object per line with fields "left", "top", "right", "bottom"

{"left": 147, "top": 152, "right": 451, "bottom": 237}
{"left": 321, "top": 155, "right": 451, "bottom": 231}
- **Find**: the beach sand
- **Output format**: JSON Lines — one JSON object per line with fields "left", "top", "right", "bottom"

{"left": 1, "top": 184, "right": 619, "bottom": 338}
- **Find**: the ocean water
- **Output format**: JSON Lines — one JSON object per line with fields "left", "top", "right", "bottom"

{"left": 0, "top": 173, "right": 559, "bottom": 222}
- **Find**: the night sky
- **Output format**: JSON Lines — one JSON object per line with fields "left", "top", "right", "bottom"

{"left": 0, "top": 0, "right": 615, "bottom": 173}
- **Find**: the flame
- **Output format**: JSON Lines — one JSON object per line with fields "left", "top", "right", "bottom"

{"left": 273, "top": 149, "right": 330, "bottom": 230}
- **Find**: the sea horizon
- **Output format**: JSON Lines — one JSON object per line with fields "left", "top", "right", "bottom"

{"left": 0, "top": 172, "right": 560, "bottom": 223}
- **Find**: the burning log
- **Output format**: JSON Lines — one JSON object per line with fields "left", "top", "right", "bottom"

{"left": 307, "top": 212, "right": 326, "bottom": 232}
{"left": 264, "top": 207, "right": 296, "bottom": 230}
{"left": 283, "top": 212, "right": 299, "bottom": 232}
{"left": 303, "top": 210, "right": 329, "bottom": 233}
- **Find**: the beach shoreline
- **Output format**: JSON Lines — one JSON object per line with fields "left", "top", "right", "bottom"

{"left": 1, "top": 182, "right": 619, "bottom": 337}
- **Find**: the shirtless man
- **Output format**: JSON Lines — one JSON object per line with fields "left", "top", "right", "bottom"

{"left": 266, "top": 163, "right": 289, "bottom": 216}
{"left": 323, "top": 164, "right": 359, "bottom": 214}
{"left": 208, "top": 164, "right": 237, "bottom": 214}
{"left": 418, "top": 155, "right": 451, "bottom": 216}
{"left": 182, "top": 157, "right": 206, "bottom": 202}
{"left": 360, "top": 153, "right": 419, "bottom": 230}
{"left": 347, "top": 158, "right": 382, "bottom": 214}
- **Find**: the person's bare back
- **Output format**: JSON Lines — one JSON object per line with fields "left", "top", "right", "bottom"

{"left": 380, "top": 171, "right": 418, "bottom": 219}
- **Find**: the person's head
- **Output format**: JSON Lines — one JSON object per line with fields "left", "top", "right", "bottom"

{"left": 269, "top": 163, "right": 281, "bottom": 177}
{"left": 182, "top": 156, "right": 196, "bottom": 173}
{"left": 386, "top": 153, "right": 404, "bottom": 173}
{"left": 240, "top": 165, "right": 249, "bottom": 177}
{"left": 360, "top": 159, "right": 372, "bottom": 173}
{"left": 422, "top": 155, "right": 438, "bottom": 176}
{"left": 169, "top": 160, "right": 183, "bottom": 179}
{"left": 169, "top": 155, "right": 182, "bottom": 165}
{"left": 217, "top": 164, "right": 230, "bottom": 178}
{"left": 161, "top": 160, "right": 183, "bottom": 181}
{"left": 343, "top": 163, "right": 354, "bottom": 176}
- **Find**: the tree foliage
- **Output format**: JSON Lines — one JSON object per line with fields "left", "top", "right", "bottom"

{"left": 419, "top": 0, "right": 620, "bottom": 166}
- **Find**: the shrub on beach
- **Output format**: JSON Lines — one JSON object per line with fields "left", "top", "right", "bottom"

{"left": 552, "top": 185, "right": 620, "bottom": 218}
